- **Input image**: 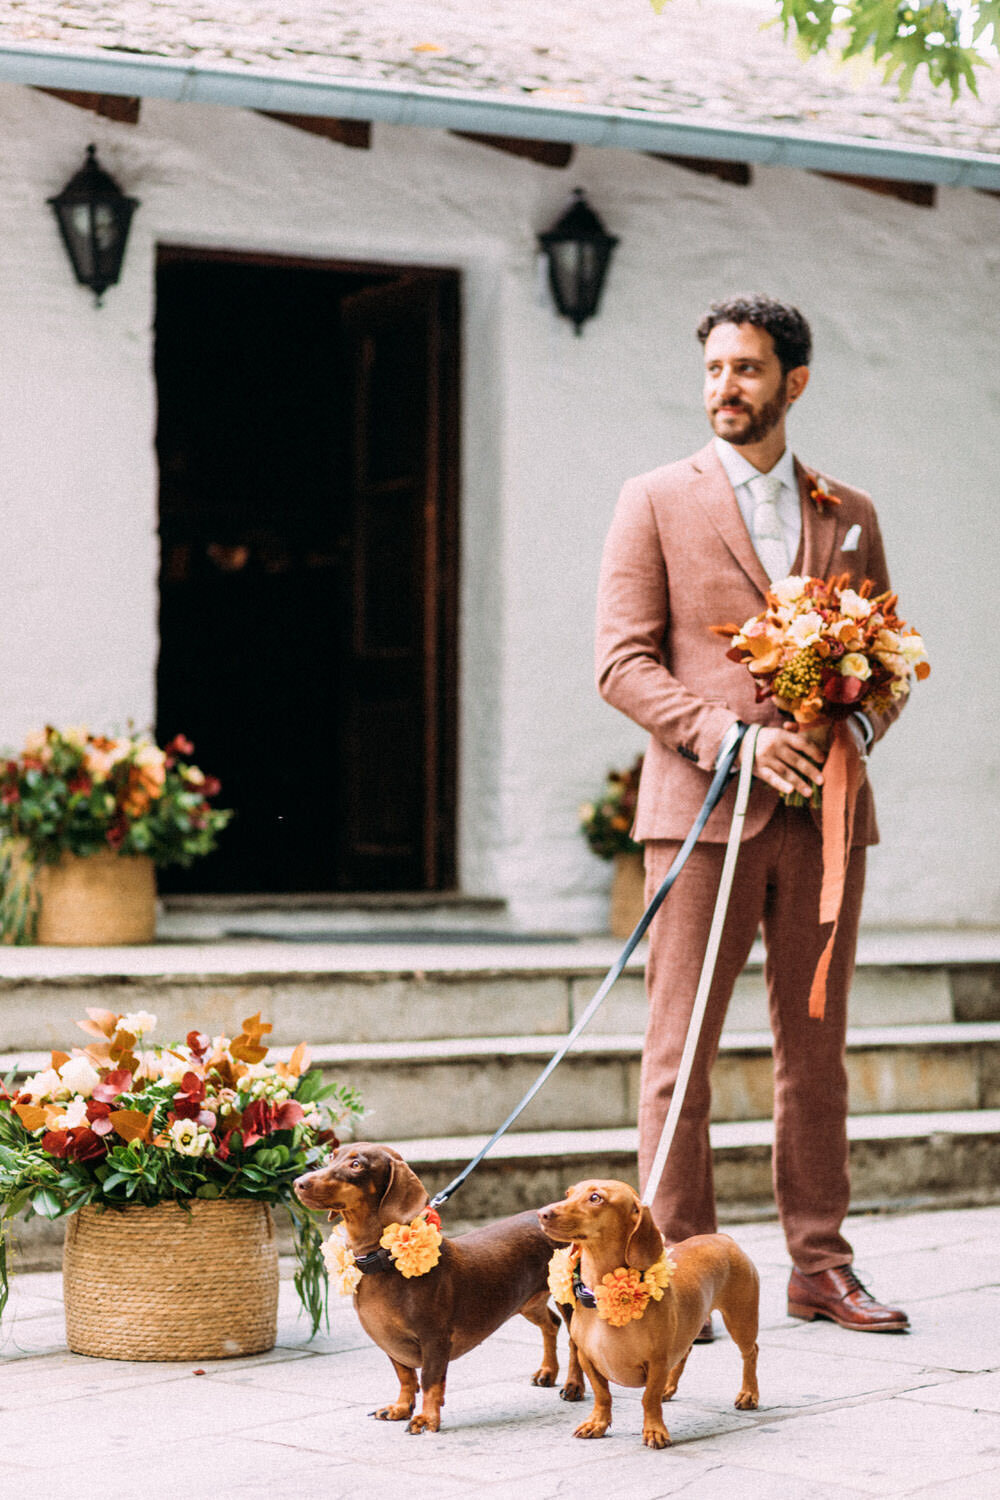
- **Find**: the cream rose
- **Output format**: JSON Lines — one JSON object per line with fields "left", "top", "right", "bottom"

{"left": 840, "top": 653, "right": 872, "bottom": 680}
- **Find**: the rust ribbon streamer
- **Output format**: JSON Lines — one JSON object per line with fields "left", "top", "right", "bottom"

{"left": 807, "top": 720, "right": 862, "bottom": 1020}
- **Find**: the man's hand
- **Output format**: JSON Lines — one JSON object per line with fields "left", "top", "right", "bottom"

{"left": 743, "top": 725, "right": 827, "bottom": 800}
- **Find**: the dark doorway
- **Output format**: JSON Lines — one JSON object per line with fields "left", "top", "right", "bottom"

{"left": 154, "top": 250, "right": 459, "bottom": 895}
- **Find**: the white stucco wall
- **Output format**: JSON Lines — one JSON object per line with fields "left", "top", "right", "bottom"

{"left": 0, "top": 81, "right": 996, "bottom": 931}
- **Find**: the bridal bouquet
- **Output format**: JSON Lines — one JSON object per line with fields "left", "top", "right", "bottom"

{"left": 718, "top": 573, "right": 929, "bottom": 733}
{"left": 716, "top": 574, "right": 929, "bottom": 1020}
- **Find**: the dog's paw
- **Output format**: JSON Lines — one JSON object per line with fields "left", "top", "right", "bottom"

{"left": 560, "top": 1379, "right": 586, "bottom": 1403}
{"left": 573, "top": 1416, "right": 611, "bottom": 1440}
{"left": 531, "top": 1366, "right": 557, "bottom": 1388}
{"left": 406, "top": 1413, "right": 440, "bottom": 1435}
{"left": 370, "top": 1403, "right": 414, "bottom": 1422}
{"left": 734, "top": 1389, "right": 758, "bottom": 1411}
{"left": 642, "top": 1424, "right": 671, "bottom": 1450}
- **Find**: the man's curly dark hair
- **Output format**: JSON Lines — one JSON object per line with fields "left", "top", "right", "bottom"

{"left": 696, "top": 295, "right": 812, "bottom": 373}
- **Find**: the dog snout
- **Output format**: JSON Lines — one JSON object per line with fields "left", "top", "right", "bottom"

{"left": 293, "top": 1168, "right": 324, "bottom": 1206}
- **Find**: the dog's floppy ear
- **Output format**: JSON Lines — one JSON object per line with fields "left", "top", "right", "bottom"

{"left": 378, "top": 1151, "right": 430, "bottom": 1226}
{"left": 625, "top": 1197, "right": 665, "bottom": 1271}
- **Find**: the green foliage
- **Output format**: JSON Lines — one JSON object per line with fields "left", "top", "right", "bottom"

{"left": 0, "top": 839, "right": 37, "bottom": 944}
{"left": 288, "top": 1198, "right": 330, "bottom": 1338}
{"left": 651, "top": 1, "right": 998, "bottom": 99}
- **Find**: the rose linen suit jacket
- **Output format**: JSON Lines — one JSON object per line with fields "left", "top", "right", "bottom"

{"left": 595, "top": 442, "right": 902, "bottom": 846}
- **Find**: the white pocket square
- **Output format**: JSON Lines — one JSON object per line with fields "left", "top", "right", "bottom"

{"left": 841, "top": 524, "right": 861, "bottom": 552}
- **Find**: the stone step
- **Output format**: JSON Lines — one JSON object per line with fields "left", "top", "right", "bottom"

{"left": 7, "top": 1022, "right": 999, "bottom": 1139}
{"left": 322, "top": 1022, "right": 1000, "bottom": 1137}
{"left": 390, "top": 1109, "right": 1000, "bottom": 1224}
{"left": 0, "top": 930, "right": 998, "bottom": 1053}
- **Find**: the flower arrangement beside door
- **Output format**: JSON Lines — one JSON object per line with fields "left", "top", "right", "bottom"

{"left": 0, "top": 727, "right": 232, "bottom": 944}
{"left": 579, "top": 755, "right": 645, "bottom": 937}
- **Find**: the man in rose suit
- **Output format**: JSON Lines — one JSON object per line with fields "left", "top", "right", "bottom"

{"left": 595, "top": 295, "right": 909, "bottom": 1332}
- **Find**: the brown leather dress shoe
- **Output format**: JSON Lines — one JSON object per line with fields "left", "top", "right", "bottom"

{"left": 693, "top": 1317, "right": 715, "bottom": 1344}
{"left": 788, "top": 1265, "right": 909, "bottom": 1332}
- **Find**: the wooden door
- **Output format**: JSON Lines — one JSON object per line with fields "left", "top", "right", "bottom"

{"left": 155, "top": 253, "right": 458, "bottom": 896}
{"left": 338, "top": 272, "right": 459, "bottom": 890}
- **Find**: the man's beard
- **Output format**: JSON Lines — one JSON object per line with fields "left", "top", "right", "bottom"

{"left": 712, "top": 377, "right": 787, "bottom": 446}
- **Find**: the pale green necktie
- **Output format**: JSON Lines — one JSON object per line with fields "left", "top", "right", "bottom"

{"left": 748, "top": 471, "right": 788, "bottom": 582}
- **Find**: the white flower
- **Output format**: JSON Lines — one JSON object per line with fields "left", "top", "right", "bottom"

{"left": 838, "top": 589, "right": 873, "bottom": 620}
{"left": 166, "top": 1119, "right": 216, "bottom": 1157}
{"left": 788, "top": 612, "right": 825, "bottom": 648}
{"left": 58, "top": 1056, "right": 101, "bottom": 1098}
{"left": 21, "top": 1067, "right": 64, "bottom": 1102}
{"left": 322, "top": 1225, "right": 362, "bottom": 1296}
{"left": 158, "top": 1051, "right": 194, "bottom": 1085}
{"left": 118, "top": 1011, "right": 157, "bottom": 1038}
{"left": 899, "top": 632, "right": 927, "bottom": 668}
{"left": 769, "top": 576, "right": 807, "bottom": 607}
{"left": 61, "top": 1096, "right": 90, "bottom": 1129}
{"left": 839, "top": 653, "right": 872, "bottom": 680}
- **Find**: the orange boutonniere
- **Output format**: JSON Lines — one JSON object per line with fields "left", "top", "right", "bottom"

{"left": 380, "top": 1211, "right": 443, "bottom": 1278}
{"left": 808, "top": 472, "right": 841, "bottom": 513}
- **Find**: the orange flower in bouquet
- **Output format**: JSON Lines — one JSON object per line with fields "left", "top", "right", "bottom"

{"left": 715, "top": 574, "right": 929, "bottom": 1020}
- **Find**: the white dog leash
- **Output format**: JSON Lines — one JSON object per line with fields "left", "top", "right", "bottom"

{"left": 641, "top": 724, "right": 760, "bottom": 1209}
{"left": 428, "top": 723, "right": 752, "bottom": 1211}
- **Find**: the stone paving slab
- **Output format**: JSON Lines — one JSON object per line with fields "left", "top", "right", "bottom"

{"left": 2, "top": 1205, "right": 998, "bottom": 1499}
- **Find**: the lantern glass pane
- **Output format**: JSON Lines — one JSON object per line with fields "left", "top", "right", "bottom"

{"left": 65, "top": 204, "right": 96, "bottom": 282}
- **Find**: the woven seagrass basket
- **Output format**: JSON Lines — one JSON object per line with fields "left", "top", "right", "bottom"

{"left": 63, "top": 1199, "right": 278, "bottom": 1360}
{"left": 609, "top": 850, "right": 645, "bottom": 938}
{"left": 35, "top": 850, "right": 156, "bottom": 945}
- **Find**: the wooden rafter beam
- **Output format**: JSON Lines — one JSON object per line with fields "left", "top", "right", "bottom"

{"left": 452, "top": 132, "right": 574, "bottom": 169}
{"left": 649, "top": 153, "right": 752, "bottom": 186}
{"left": 258, "top": 113, "right": 371, "bottom": 148}
{"left": 814, "top": 171, "right": 936, "bottom": 207}
{"left": 35, "top": 88, "right": 141, "bottom": 124}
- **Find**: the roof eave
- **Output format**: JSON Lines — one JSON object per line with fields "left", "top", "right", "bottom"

{"left": 1, "top": 38, "right": 998, "bottom": 189}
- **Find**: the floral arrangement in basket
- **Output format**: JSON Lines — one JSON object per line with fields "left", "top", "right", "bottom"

{"left": 0, "top": 727, "right": 232, "bottom": 943}
{"left": 0, "top": 1009, "right": 362, "bottom": 1333}
{"left": 579, "top": 755, "right": 644, "bottom": 859}
{"left": 715, "top": 574, "right": 929, "bottom": 804}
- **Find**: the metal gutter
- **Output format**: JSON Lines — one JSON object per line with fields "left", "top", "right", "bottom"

{"left": 1, "top": 37, "right": 998, "bottom": 189}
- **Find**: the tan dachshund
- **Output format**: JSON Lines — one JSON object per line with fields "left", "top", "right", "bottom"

{"left": 539, "top": 1179, "right": 759, "bottom": 1449}
{"left": 294, "top": 1142, "right": 583, "bottom": 1433}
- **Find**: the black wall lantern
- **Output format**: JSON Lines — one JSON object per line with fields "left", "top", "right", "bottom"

{"left": 48, "top": 144, "right": 139, "bottom": 304}
{"left": 538, "top": 188, "right": 618, "bottom": 335}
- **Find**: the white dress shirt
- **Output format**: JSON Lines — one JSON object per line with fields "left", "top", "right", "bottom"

{"left": 713, "top": 436, "right": 802, "bottom": 570}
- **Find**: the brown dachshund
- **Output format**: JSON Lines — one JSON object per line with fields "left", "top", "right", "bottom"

{"left": 539, "top": 1179, "right": 759, "bottom": 1449}
{"left": 294, "top": 1142, "right": 583, "bottom": 1433}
